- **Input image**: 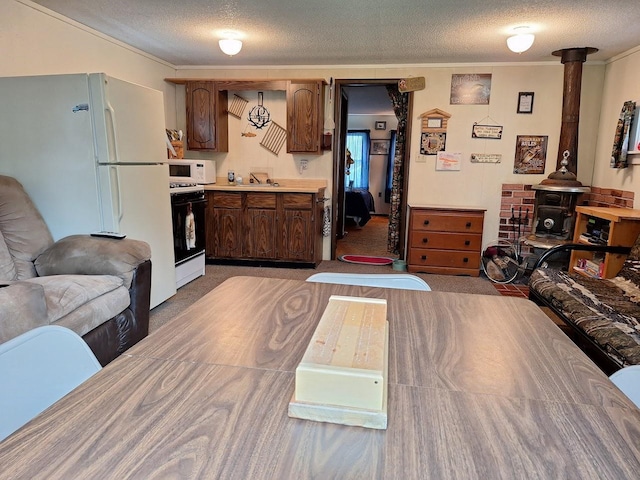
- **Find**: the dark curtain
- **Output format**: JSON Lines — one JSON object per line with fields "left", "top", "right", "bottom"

{"left": 385, "top": 85, "right": 409, "bottom": 254}
{"left": 385, "top": 130, "right": 397, "bottom": 203}
{"left": 610, "top": 101, "right": 636, "bottom": 169}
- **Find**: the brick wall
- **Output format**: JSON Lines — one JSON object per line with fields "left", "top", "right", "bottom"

{"left": 582, "top": 187, "right": 635, "bottom": 208}
{"left": 499, "top": 184, "right": 535, "bottom": 244}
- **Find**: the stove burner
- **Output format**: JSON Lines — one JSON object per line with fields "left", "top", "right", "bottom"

{"left": 169, "top": 182, "right": 205, "bottom": 195}
{"left": 170, "top": 182, "right": 198, "bottom": 188}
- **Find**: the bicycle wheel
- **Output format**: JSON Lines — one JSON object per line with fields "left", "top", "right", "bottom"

{"left": 481, "top": 241, "right": 520, "bottom": 284}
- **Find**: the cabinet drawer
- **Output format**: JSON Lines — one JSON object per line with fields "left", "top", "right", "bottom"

{"left": 212, "top": 192, "right": 241, "bottom": 208}
{"left": 246, "top": 192, "right": 276, "bottom": 208}
{"left": 409, "top": 231, "right": 482, "bottom": 251}
{"left": 411, "top": 211, "right": 483, "bottom": 233}
{"left": 408, "top": 248, "right": 480, "bottom": 269}
{"left": 283, "top": 193, "right": 312, "bottom": 209}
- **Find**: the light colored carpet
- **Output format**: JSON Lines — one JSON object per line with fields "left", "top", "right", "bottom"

{"left": 336, "top": 215, "right": 397, "bottom": 258}
{"left": 149, "top": 261, "right": 500, "bottom": 333}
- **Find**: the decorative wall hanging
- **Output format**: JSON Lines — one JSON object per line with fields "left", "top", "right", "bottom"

{"left": 371, "top": 139, "right": 390, "bottom": 155}
{"left": 517, "top": 92, "right": 535, "bottom": 114}
{"left": 419, "top": 108, "right": 451, "bottom": 133}
{"left": 248, "top": 92, "right": 271, "bottom": 129}
{"left": 260, "top": 121, "right": 287, "bottom": 155}
{"left": 471, "top": 153, "right": 502, "bottom": 163}
{"left": 398, "top": 77, "right": 426, "bottom": 93}
{"left": 610, "top": 100, "right": 636, "bottom": 169}
{"left": 241, "top": 125, "right": 256, "bottom": 137}
{"left": 228, "top": 94, "right": 249, "bottom": 119}
{"left": 450, "top": 74, "right": 492, "bottom": 105}
{"left": 436, "top": 152, "right": 461, "bottom": 171}
{"left": 421, "top": 132, "right": 446, "bottom": 155}
{"left": 472, "top": 122, "right": 503, "bottom": 139}
{"left": 513, "top": 135, "right": 548, "bottom": 174}
{"left": 419, "top": 108, "right": 450, "bottom": 155}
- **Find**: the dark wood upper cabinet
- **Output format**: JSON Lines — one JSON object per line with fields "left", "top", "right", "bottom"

{"left": 185, "top": 81, "right": 228, "bottom": 152}
{"left": 286, "top": 81, "right": 324, "bottom": 154}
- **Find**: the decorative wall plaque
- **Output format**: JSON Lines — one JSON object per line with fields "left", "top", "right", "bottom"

{"left": 421, "top": 132, "right": 446, "bottom": 155}
{"left": 419, "top": 108, "right": 451, "bottom": 134}
{"left": 450, "top": 74, "right": 492, "bottom": 105}
{"left": 513, "top": 135, "right": 548, "bottom": 174}
{"left": 471, "top": 153, "right": 502, "bottom": 163}
{"left": 472, "top": 124, "right": 503, "bottom": 139}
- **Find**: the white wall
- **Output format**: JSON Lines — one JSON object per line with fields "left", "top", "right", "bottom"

{"left": 2, "top": 0, "right": 177, "bottom": 123}
{"left": 592, "top": 47, "right": 640, "bottom": 196}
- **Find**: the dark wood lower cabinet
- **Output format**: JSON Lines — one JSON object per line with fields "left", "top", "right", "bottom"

{"left": 206, "top": 190, "right": 324, "bottom": 266}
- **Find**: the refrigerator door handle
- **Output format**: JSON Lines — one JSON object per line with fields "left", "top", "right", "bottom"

{"left": 104, "top": 101, "right": 121, "bottom": 163}
{"left": 111, "top": 165, "right": 124, "bottom": 224}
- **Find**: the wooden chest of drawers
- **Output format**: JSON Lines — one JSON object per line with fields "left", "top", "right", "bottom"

{"left": 407, "top": 206, "right": 485, "bottom": 276}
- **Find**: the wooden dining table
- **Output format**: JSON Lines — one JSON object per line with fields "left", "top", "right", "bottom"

{"left": 1, "top": 276, "right": 640, "bottom": 479}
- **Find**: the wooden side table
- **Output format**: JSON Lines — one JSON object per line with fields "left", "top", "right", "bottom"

{"left": 569, "top": 206, "right": 640, "bottom": 278}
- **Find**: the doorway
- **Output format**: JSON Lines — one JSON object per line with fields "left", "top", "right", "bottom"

{"left": 331, "top": 80, "right": 413, "bottom": 260}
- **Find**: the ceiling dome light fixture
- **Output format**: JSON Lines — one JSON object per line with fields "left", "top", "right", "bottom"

{"left": 219, "top": 32, "right": 242, "bottom": 56}
{"left": 507, "top": 26, "right": 535, "bottom": 54}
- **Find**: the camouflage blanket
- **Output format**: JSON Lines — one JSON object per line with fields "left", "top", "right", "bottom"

{"left": 529, "top": 261, "right": 640, "bottom": 366}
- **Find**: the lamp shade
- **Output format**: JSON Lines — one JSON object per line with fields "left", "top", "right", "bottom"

{"left": 507, "top": 30, "right": 535, "bottom": 53}
{"left": 219, "top": 38, "right": 242, "bottom": 56}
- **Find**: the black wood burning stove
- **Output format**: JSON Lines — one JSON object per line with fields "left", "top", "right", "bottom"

{"left": 532, "top": 152, "right": 589, "bottom": 240}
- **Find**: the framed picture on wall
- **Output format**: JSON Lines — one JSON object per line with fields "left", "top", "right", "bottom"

{"left": 371, "top": 139, "right": 390, "bottom": 155}
{"left": 375, "top": 121, "right": 387, "bottom": 130}
{"left": 517, "top": 92, "right": 535, "bottom": 114}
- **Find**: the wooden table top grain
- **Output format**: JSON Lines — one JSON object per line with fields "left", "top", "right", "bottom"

{"left": 1, "top": 276, "right": 639, "bottom": 479}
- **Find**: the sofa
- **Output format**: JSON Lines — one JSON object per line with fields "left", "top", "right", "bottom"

{"left": 528, "top": 237, "right": 640, "bottom": 374}
{"left": 0, "top": 175, "right": 152, "bottom": 366}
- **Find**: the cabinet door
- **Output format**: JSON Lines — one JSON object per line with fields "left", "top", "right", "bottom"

{"left": 213, "top": 208, "right": 242, "bottom": 258}
{"left": 186, "top": 81, "right": 228, "bottom": 152}
{"left": 280, "top": 209, "right": 314, "bottom": 261}
{"left": 245, "top": 209, "right": 278, "bottom": 258}
{"left": 286, "top": 81, "right": 323, "bottom": 154}
{"left": 209, "top": 192, "right": 242, "bottom": 258}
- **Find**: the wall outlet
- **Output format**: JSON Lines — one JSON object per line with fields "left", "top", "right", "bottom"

{"left": 299, "top": 158, "right": 309, "bottom": 174}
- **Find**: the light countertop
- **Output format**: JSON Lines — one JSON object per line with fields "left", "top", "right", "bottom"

{"left": 205, "top": 178, "right": 327, "bottom": 194}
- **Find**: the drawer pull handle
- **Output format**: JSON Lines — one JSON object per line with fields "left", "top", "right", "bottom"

{"left": 421, "top": 255, "right": 427, "bottom": 260}
{"left": 464, "top": 240, "right": 470, "bottom": 246}
{"left": 466, "top": 222, "right": 472, "bottom": 228}
{"left": 463, "top": 257, "right": 469, "bottom": 263}
{"left": 423, "top": 220, "right": 430, "bottom": 226}
{"left": 422, "top": 238, "right": 429, "bottom": 244}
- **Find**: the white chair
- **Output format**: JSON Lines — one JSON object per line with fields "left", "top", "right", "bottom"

{"left": 0, "top": 325, "right": 102, "bottom": 441}
{"left": 306, "top": 272, "right": 431, "bottom": 291}
{"left": 609, "top": 366, "right": 640, "bottom": 408}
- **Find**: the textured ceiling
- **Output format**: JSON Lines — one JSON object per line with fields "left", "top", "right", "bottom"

{"left": 28, "top": 0, "right": 640, "bottom": 66}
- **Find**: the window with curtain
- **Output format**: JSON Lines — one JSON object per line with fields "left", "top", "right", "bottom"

{"left": 346, "top": 130, "right": 370, "bottom": 190}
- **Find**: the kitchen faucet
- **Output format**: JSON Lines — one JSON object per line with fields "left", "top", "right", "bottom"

{"left": 250, "top": 173, "right": 262, "bottom": 184}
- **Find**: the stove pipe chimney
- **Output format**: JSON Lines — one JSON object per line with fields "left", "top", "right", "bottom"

{"left": 540, "top": 47, "right": 598, "bottom": 187}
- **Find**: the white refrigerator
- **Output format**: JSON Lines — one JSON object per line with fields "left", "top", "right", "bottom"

{"left": 0, "top": 73, "right": 176, "bottom": 308}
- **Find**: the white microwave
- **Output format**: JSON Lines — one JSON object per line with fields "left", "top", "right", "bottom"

{"left": 168, "top": 159, "right": 216, "bottom": 184}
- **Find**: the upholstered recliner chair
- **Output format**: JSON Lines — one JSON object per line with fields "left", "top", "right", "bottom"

{"left": 0, "top": 175, "right": 152, "bottom": 365}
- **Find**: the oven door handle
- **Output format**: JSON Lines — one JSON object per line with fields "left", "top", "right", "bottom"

{"left": 172, "top": 199, "right": 207, "bottom": 207}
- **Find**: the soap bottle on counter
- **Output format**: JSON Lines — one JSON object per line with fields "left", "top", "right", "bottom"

{"left": 227, "top": 170, "right": 235, "bottom": 185}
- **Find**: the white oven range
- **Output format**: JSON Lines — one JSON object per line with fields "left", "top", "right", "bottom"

{"left": 170, "top": 182, "right": 206, "bottom": 288}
